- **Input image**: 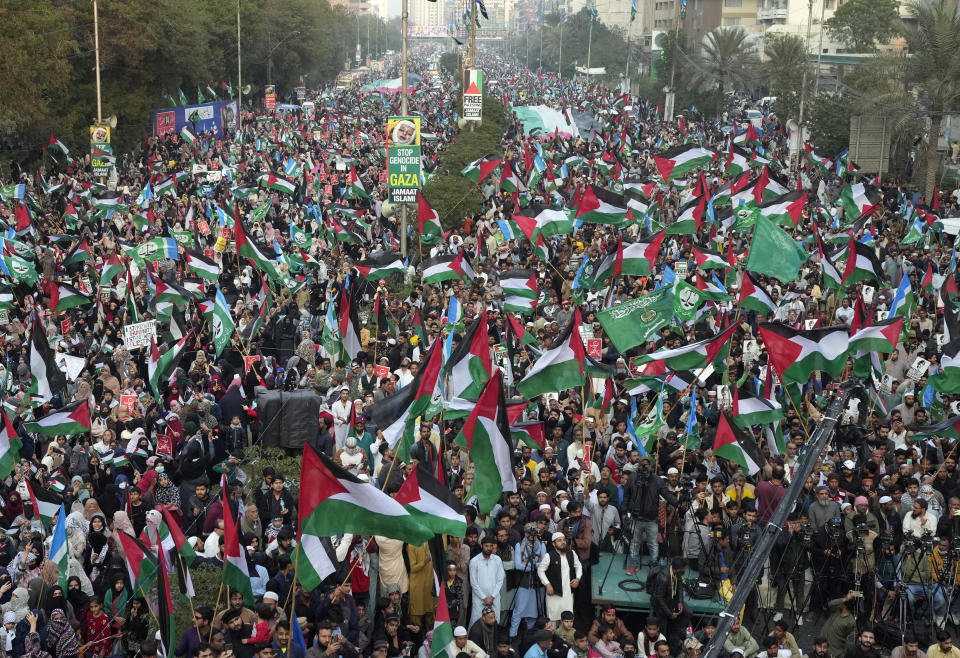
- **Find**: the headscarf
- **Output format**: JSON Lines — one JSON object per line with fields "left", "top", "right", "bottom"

{"left": 65, "top": 577, "right": 89, "bottom": 610}
{"left": 138, "top": 469, "right": 158, "bottom": 495}
{"left": 43, "top": 585, "right": 68, "bottom": 618}
{"left": 23, "top": 631, "right": 51, "bottom": 658}
{"left": 0, "top": 570, "right": 11, "bottom": 605}
{"left": 2, "top": 587, "right": 29, "bottom": 622}
{"left": 47, "top": 608, "right": 81, "bottom": 657}
{"left": 154, "top": 472, "right": 181, "bottom": 508}
{"left": 2, "top": 491, "right": 22, "bottom": 524}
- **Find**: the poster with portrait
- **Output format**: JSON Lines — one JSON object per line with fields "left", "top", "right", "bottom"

{"left": 386, "top": 116, "right": 421, "bottom": 205}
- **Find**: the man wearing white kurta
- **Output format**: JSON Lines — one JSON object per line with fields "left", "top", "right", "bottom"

{"left": 469, "top": 535, "right": 505, "bottom": 627}
{"left": 537, "top": 532, "right": 582, "bottom": 624}
{"left": 331, "top": 388, "right": 352, "bottom": 450}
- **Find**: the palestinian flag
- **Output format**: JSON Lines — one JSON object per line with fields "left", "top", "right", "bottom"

{"left": 910, "top": 416, "right": 960, "bottom": 440}
{"left": 839, "top": 182, "right": 880, "bottom": 221}
{"left": 713, "top": 412, "right": 766, "bottom": 475}
{"left": 666, "top": 195, "right": 705, "bottom": 235}
{"left": 148, "top": 334, "right": 191, "bottom": 397}
{"left": 44, "top": 133, "right": 70, "bottom": 160}
{"left": 445, "top": 312, "right": 492, "bottom": 401}
{"left": 454, "top": 370, "right": 516, "bottom": 513}
{"left": 511, "top": 421, "right": 546, "bottom": 451}
{"left": 260, "top": 172, "right": 296, "bottom": 195}
{"left": 235, "top": 216, "right": 279, "bottom": 279}
{"left": 929, "top": 338, "right": 960, "bottom": 393}
{"left": 338, "top": 284, "right": 363, "bottom": 361}
{"left": 197, "top": 288, "right": 235, "bottom": 358}
{"left": 575, "top": 185, "right": 628, "bottom": 227}
{"left": 732, "top": 386, "right": 784, "bottom": 428}
{"left": 418, "top": 192, "right": 443, "bottom": 245}
{"left": 631, "top": 323, "right": 739, "bottom": 371}
{"left": 354, "top": 252, "right": 405, "bottom": 281}
{"left": 804, "top": 144, "right": 833, "bottom": 173}
{"left": 516, "top": 310, "right": 584, "bottom": 399}
{"left": 116, "top": 531, "right": 159, "bottom": 598}
{"left": 220, "top": 474, "right": 255, "bottom": 605}
{"left": 367, "top": 340, "right": 444, "bottom": 452}
{"left": 0, "top": 408, "right": 21, "bottom": 480}
{"left": 30, "top": 319, "right": 67, "bottom": 403}
{"left": 513, "top": 204, "right": 574, "bottom": 238}
{"left": 24, "top": 400, "right": 91, "bottom": 436}
{"left": 184, "top": 250, "right": 220, "bottom": 281}
{"left": 155, "top": 176, "right": 176, "bottom": 197}
{"left": 461, "top": 155, "right": 502, "bottom": 184}
{"left": 345, "top": 165, "right": 370, "bottom": 199}
{"left": 724, "top": 144, "right": 750, "bottom": 177}
{"left": 63, "top": 238, "right": 94, "bottom": 266}
{"left": 423, "top": 252, "right": 474, "bottom": 284}
{"left": 179, "top": 125, "right": 198, "bottom": 147}
{"left": 738, "top": 272, "right": 778, "bottom": 315}
{"left": 692, "top": 244, "right": 728, "bottom": 271}
{"left": 432, "top": 582, "right": 455, "bottom": 658}
{"left": 841, "top": 237, "right": 883, "bottom": 286}
{"left": 653, "top": 144, "right": 715, "bottom": 181}
{"left": 99, "top": 253, "right": 124, "bottom": 286}
{"left": 620, "top": 232, "right": 665, "bottom": 276}
{"left": 500, "top": 269, "right": 538, "bottom": 313}
{"left": 395, "top": 466, "right": 467, "bottom": 537}
{"left": 758, "top": 322, "right": 849, "bottom": 384}
{"left": 297, "top": 532, "right": 336, "bottom": 592}
{"left": 155, "top": 532, "right": 176, "bottom": 658}
{"left": 45, "top": 281, "right": 91, "bottom": 311}
{"left": 299, "top": 443, "right": 433, "bottom": 543}
{"left": 849, "top": 317, "right": 903, "bottom": 354}
{"left": 820, "top": 251, "right": 844, "bottom": 290}
{"left": 157, "top": 505, "right": 196, "bottom": 597}
{"left": 506, "top": 313, "right": 539, "bottom": 348}
{"left": 757, "top": 190, "right": 807, "bottom": 227}
{"left": 500, "top": 160, "right": 521, "bottom": 193}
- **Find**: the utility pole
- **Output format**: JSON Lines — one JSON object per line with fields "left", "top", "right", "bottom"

{"left": 625, "top": 17, "right": 633, "bottom": 95}
{"left": 797, "top": 0, "right": 814, "bottom": 155}
{"left": 558, "top": 19, "right": 563, "bottom": 78}
{"left": 237, "top": 0, "right": 242, "bottom": 108}
{"left": 586, "top": 12, "right": 594, "bottom": 71}
{"left": 814, "top": 0, "right": 825, "bottom": 95}
{"left": 93, "top": 0, "right": 102, "bottom": 124}
{"left": 664, "top": 0, "right": 682, "bottom": 122}
{"left": 471, "top": 0, "right": 477, "bottom": 66}
{"left": 400, "top": 0, "right": 409, "bottom": 257}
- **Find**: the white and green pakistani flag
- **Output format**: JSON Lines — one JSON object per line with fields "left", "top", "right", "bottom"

{"left": 199, "top": 288, "right": 236, "bottom": 358}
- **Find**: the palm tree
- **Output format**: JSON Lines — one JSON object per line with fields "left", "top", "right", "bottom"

{"left": 689, "top": 27, "right": 757, "bottom": 95}
{"left": 900, "top": 0, "right": 960, "bottom": 199}
{"left": 760, "top": 33, "right": 809, "bottom": 119}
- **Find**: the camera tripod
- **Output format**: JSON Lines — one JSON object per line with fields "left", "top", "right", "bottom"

{"left": 598, "top": 515, "right": 648, "bottom": 595}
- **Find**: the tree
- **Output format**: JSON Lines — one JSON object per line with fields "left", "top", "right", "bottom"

{"left": 825, "top": 0, "right": 900, "bottom": 52}
{"left": 761, "top": 33, "right": 809, "bottom": 120}
{"left": 688, "top": 27, "right": 757, "bottom": 96}
{"left": 900, "top": 0, "right": 960, "bottom": 198}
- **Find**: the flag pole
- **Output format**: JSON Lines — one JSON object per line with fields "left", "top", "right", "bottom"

{"left": 287, "top": 546, "right": 299, "bottom": 658}
{"left": 770, "top": 364, "right": 812, "bottom": 441}
{"left": 209, "top": 582, "right": 224, "bottom": 643}
{"left": 179, "top": 551, "right": 203, "bottom": 639}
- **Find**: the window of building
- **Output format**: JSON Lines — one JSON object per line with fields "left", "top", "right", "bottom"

{"left": 725, "top": 0, "right": 742, "bottom": 6}
{"left": 722, "top": 17, "right": 742, "bottom": 25}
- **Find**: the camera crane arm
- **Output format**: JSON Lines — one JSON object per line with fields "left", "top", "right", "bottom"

{"left": 704, "top": 383, "right": 866, "bottom": 658}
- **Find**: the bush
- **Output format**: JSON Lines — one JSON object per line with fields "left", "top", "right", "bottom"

{"left": 173, "top": 564, "right": 227, "bottom": 642}
{"left": 243, "top": 445, "right": 302, "bottom": 494}
{"left": 421, "top": 94, "right": 510, "bottom": 230}
{"left": 439, "top": 52, "right": 461, "bottom": 77}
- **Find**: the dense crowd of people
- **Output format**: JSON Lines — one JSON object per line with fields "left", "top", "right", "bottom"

{"left": 0, "top": 42, "right": 960, "bottom": 658}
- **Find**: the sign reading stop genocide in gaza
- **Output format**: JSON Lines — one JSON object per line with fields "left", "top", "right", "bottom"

{"left": 386, "top": 116, "right": 421, "bottom": 205}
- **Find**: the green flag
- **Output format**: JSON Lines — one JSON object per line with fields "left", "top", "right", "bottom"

{"left": 744, "top": 216, "right": 808, "bottom": 282}
{"left": 673, "top": 279, "right": 703, "bottom": 323}
{"left": 596, "top": 286, "right": 674, "bottom": 352}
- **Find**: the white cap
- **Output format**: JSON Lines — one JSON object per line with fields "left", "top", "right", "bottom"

{"left": 843, "top": 460, "right": 856, "bottom": 469}
{"left": 879, "top": 495, "right": 893, "bottom": 504}
{"left": 552, "top": 532, "right": 565, "bottom": 542}
{"left": 840, "top": 502, "right": 852, "bottom": 510}
{"left": 263, "top": 591, "right": 279, "bottom": 602}
{"left": 454, "top": 626, "right": 468, "bottom": 637}
{"left": 667, "top": 467, "right": 680, "bottom": 475}
{"left": 732, "top": 649, "right": 745, "bottom": 656}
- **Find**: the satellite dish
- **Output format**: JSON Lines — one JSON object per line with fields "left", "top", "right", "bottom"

{"left": 242, "top": 84, "right": 252, "bottom": 95}
{"left": 107, "top": 115, "right": 118, "bottom": 129}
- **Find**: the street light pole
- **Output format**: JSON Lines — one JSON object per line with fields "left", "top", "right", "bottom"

{"left": 814, "top": 0, "right": 825, "bottom": 95}
{"left": 586, "top": 12, "right": 594, "bottom": 71}
{"left": 558, "top": 19, "right": 563, "bottom": 77}
{"left": 237, "top": 0, "right": 242, "bottom": 109}
{"left": 797, "top": 0, "right": 814, "bottom": 151}
{"left": 400, "top": 0, "right": 409, "bottom": 257}
{"left": 93, "top": 0, "right": 102, "bottom": 124}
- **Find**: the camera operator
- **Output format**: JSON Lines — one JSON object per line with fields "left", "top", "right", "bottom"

{"left": 622, "top": 454, "right": 679, "bottom": 576}
{"left": 845, "top": 512, "right": 878, "bottom": 619}
{"left": 903, "top": 499, "right": 936, "bottom": 537}
{"left": 701, "top": 526, "right": 736, "bottom": 603}
{"left": 810, "top": 519, "right": 849, "bottom": 616}
{"left": 648, "top": 557, "right": 692, "bottom": 656}
{"left": 900, "top": 532, "right": 947, "bottom": 623}
{"left": 771, "top": 511, "right": 811, "bottom": 623}
{"left": 511, "top": 523, "right": 547, "bottom": 639}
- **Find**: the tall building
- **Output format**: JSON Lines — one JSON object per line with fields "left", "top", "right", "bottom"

{"left": 411, "top": 0, "right": 446, "bottom": 28}
{"left": 330, "top": 0, "right": 375, "bottom": 15}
